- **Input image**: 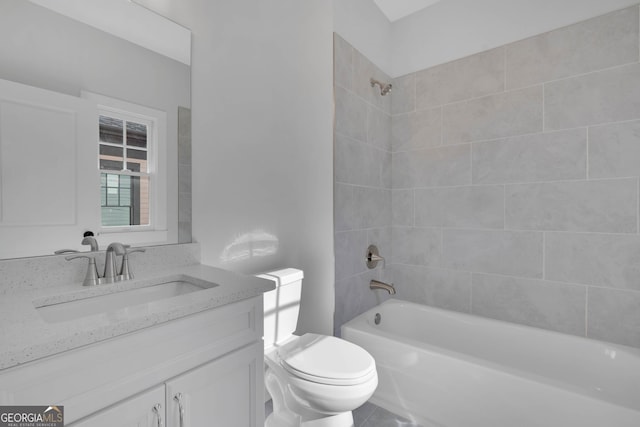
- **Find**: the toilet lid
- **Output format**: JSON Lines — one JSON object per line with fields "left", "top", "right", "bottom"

{"left": 278, "top": 333, "right": 376, "bottom": 386}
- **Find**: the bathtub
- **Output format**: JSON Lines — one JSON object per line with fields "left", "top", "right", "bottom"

{"left": 341, "top": 299, "right": 640, "bottom": 427}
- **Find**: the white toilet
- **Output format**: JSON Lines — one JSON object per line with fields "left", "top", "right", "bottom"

{"left": 257, "top": 268, "right": 378, "bottom": 427}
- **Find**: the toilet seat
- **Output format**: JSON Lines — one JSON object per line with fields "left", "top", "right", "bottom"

{"left": 277, "top": 333, "right": 376, "bottom": 386}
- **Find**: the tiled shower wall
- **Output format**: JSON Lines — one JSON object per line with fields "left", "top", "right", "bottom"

{"left": 178, "top": 106, "right": 192, "bottom": 244}
{"left": 333, "top": 34, "right": 393, "bottom": 336}
{"left": 335, "top": 5, "right": 640, "bottom": 348}
{"left": 390, "top": 5, "right": 640, "bottom": 348}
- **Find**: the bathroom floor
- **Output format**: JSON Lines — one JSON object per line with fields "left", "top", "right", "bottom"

{"left": 265, "top": 400, "right": 422, "bottom": 426}
{"left": 353, "top": 402, "right": 423, "bottom": 427}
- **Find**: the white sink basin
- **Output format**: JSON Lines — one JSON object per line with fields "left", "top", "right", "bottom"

{"left": 35, "top": 276, "right": 217, "bottom": 323}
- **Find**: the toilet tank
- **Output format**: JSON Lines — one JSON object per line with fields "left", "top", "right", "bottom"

{"left": 257, "top": 268, "right": 304, "bottom": 349}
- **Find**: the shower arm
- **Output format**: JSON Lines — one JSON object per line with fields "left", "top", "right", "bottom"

{"left": 370, "top": 78, "right": 392, "bottom": 96}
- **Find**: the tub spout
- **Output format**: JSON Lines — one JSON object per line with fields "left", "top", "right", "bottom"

{"left": 370, "top": 279, "right": 396, "bottom": 295}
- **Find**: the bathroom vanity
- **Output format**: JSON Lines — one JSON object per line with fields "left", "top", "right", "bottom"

{"left": 0, "top": 252, "right": 273, "bottom": 426}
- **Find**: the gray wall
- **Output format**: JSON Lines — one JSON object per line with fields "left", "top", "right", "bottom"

{"left": 333, "top": 34, "right": 393, "bottom": 336}
{"left": 390, "top": 5, "right": 640, "bottom": 348}
{"left": 335, "top": 5, "right": 640, "bottom": 348}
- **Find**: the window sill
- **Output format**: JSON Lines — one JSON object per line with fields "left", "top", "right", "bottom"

{"left": 96, "top": 229, "right": 170, "bottom": 248}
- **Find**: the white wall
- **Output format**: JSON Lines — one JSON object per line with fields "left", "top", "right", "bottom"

{"left": 333, "top": 0, "right": 392, "bottom": 76}
{"left": 392, "top": 0, "right": 640, "bottom": 77}
{"left": 147, "top": 0, "right": 336, "bottom": 335}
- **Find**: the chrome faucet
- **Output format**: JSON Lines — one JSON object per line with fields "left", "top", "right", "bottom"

{"left": 370, "top": 279, "right": 396, "bottom": 295}
{"left": 103, "top": 242, "right": 127, "bottom": 283}
{"left": 82, "top": 236, "right": 99, "bottom": 251}
{"left": 66, "top": 242, "right": 144, "bottom": 286}
{"left": 54, "top": 235, "right": 99, "bottom": 255}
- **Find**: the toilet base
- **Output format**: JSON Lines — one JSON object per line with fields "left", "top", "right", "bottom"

{"left": 265, "top": 365, "right": 357, "bottom": 427}
{"left": 265, "top": 410, "right": 354, "bottom": 427}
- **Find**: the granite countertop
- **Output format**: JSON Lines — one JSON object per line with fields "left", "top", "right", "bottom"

{"left": 0, "top": 264, "right": 274, "bottom": 370}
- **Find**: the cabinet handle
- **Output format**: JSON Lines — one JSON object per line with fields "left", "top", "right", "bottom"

{"left": 174, "top": 392, "right": 185, "bottom": 427}
{"left": 152, "top": 403, "right": 163, "bottom": 427}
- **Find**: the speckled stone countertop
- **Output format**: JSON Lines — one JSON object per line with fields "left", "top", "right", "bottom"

{"left": 0, "top": 263, "right": 274, "bottom": 370}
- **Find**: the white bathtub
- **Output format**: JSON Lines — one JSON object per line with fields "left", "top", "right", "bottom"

{"left": 342, "top": 299, "right": 640, "bottom": 427}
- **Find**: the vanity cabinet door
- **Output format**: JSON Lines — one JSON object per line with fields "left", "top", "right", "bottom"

{"left": 166, "top": 341, "right": 263, "bottom": 427}
{"left": 69, "top": 385, "right": 165, "bottom": 427}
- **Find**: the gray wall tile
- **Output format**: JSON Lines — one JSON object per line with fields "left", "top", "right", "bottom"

{"left": 178, "top": 192, "right": 191, "bottom": 221}
{"left": 335, "top": 134, "right": 387, "bottom": 187}
{"left": 178, "top": 221, "right": 192, "bottom": 244}
{"left": 366, "top": 104, "right": 391, "bottom": 151}
{"left": 333, "top": 33, "right": 353, "bottom": 91}
{"left": 588, "top": 287, "right": 640, "bottom": 347}
{"left": 472, "top": 273, "right": 586, "bottom": 335}
{"left": 391, "top": 226, "right": 441, "bottom": 266}
{"left": 545, "top": 63, "right": 640, "bottom": 130}
{"left": 415, "top": 185, "right": 504, "bottom": 229}
{"left": 392, "top": 107, "right": 441, "bottom": 152}
{"left": 353, "top": 48, "right": 391, "bottom": 114}
{"left": 353, "top": 186, "right": 391, "bottom": 229}
{"left": 392, "top": 144, "right": 471, "bottom": 188}
{"left": 334, "top": 36, "right": 392, "bottom": 331}
{"left": 335, "top": 85, "right": 366, "bottom": 141}
{"left": 391, "top": 73, "right": 415, "bottom": 115}
{"left": 443, "top": 86, "right": 543, "bottom": 144}
{"left": 505, "top": 179, "right": 638, "bottom": 233}
{"left": 337, "top": 10, "right": 640, "bottom": 348}
{"left": 335, "top": 230, "right": 368, "bottom": 279}
{"left": 472, "top": 129, "right": 587, "bottom": 184}
{"left": 391, "top": 189, "right": 414, "bottom": 227}
{"left": 334, "top": 270, "right": 387, "bottom": 336}
{"left": 546, "top": 232, "right": 640, "bottom": 291}
{"left": 416, "top": 47, "right": 505, "bottom": 110}
{"left": 177, "top": 106, "right": 192, "bottom": 244}
{"left": 392, "top": 264, "right": 472, "bottom": 313}
{"left": 589, "top": 120, "right": 640, "bottom": 179}
{"left": 506, "top": 6, "right": 639, "bottom": 89}
{"left": 442, "top": 229, "right": 543, "bottom": 278}
{"left": 334, "top": 183, "right": 356, "bottom": 232}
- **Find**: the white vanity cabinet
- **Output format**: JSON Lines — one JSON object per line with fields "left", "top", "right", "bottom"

{"left": 0, "top": 296, "right": 264, "bottom": 426}
{"left": 165, "top": 342, "right": 262, "bottom": 426}
{"left": 70, "top": 385, "right": 165, "bottom": 427}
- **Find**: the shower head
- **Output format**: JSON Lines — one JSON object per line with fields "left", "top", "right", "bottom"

{"left": 370, "top": 78, "right": 392, "bottom": 96}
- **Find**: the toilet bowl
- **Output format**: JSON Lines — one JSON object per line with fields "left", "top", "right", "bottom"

{"left": 258, "top": 269, "right": 378, "bottom": 427}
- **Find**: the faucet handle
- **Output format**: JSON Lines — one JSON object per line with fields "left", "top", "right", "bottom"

{"left": 65, "top": 254, "right": 100, "bottom": 286}
{"left": 126, "top": 248, "right": 146, "bottom": 255}
{"left": 54, "top": 249, "right": 79, "bottom": 255}
{"left": 120, "top": 248, "right": 146, "bottom": 280}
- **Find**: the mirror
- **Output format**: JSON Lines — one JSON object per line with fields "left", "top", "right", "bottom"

{"left": 0, "top": 0, "right": 191, "bottom": 259}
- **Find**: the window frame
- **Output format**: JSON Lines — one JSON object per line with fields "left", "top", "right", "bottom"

{"left": 83, "top": 91, "right": 168, "bottom": 244}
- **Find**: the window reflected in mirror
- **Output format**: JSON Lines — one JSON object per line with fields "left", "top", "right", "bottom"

{"left": 99, "top": 113, "right": 152, "bottom": 227}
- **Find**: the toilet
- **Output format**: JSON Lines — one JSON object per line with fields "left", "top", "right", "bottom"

{"left": 257, "top": 268, "right": 378, "bottom": 427}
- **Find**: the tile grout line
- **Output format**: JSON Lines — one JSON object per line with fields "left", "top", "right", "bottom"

{"left": 584, "top": 286, "right": 589, "bottom": 338}
{"left": 542, "top": 231, "right": 546, "bottom": 280}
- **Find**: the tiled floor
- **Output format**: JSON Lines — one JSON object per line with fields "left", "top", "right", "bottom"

{"left": 265, "top": 400, "right": 422, "bottom": 426}
{"left": 353, "top": 402, "right": 422, "bottom": 427}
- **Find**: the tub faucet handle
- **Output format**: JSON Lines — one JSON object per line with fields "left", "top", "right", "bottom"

{"left": 366, "top": 244, "right": 385, "bottom": 269}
